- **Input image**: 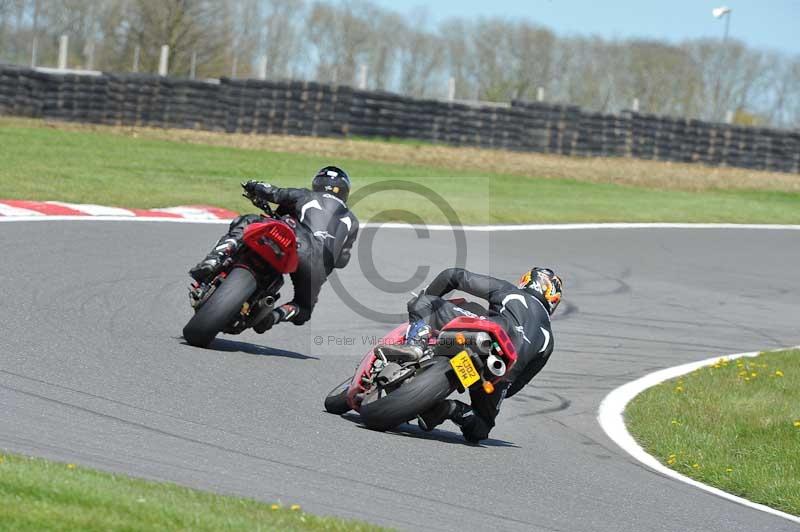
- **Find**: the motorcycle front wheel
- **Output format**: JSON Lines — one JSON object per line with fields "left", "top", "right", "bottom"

{"left": 359, "top": 357, "right": 455, "bottom": 431}
{"left": 183, "top": 267, "right": 257, "bottom": 348}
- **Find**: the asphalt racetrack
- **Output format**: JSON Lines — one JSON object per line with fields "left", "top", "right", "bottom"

{"left": 1, "top": 220, "right": 798, "bottom": 531}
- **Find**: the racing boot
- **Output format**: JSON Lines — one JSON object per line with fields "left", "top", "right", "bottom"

{"left": 419, "top": 400, "right": 479, "bottom": 438}
{"left": 376, "top": 320, "right": 431, "bottom": 362}
{"left": 417, "top": 400, "right": 456, "bottom": 431}
{"left": 254, "top": 303, "right": 299, "bottom": 333}
{"left": 189, "top": 237, "right": 239, "bottom": 283}
{"left": 449, "top": 401, "right": 488, "bottom": 443}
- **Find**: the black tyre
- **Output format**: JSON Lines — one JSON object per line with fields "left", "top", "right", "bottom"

{"left": 324, "top": 378, "right": 352, "bottom": 415}
{"left": 359, "top": 357, "right": 455, "bottom": 431}
{"left": 183, "top": 267, "right": 257, "bottom": 348}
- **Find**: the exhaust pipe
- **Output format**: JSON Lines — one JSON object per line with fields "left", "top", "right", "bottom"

{"left": 474, "top": 332, "right": 493, "bottom": 354}
{"left": 250, "top": 295, "right": 276, "bottom": 326}
{"left": 486, "top": 353, "right": 506, "bottom": 377}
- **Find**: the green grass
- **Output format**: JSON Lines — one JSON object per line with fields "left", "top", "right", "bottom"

{"left": 0, "top": 452, "right": 384, "bottom": 531}
{"left": 626, "top": 349, "right": 800, "bottom": 516}
{"left": 2, "top": 121, "right": 800, "bottom": 224}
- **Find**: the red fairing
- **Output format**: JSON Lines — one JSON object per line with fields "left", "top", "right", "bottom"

{"left": 441, "top": 317, "right": 519, "bottom": 372}
{"left": 242, "top": 220, "right": 299, "bottom": 273}
{"left": 346, "top": 324, "right": 407, "bottom": 411}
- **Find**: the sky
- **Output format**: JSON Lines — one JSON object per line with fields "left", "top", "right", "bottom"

{"left": 369, "top": 0, "right": 800, "bottom": 55}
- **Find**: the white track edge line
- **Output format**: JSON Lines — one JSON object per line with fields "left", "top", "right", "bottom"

{"left": 363, "top": 222, "right": 800, "bottom": 232}
{"left": 1, "top": 216, "right": 799, "bottom": 231}
{"left": 597, "top": 346, "right": 800, "bottom": 524}
{"left": 0, "top": 216, "right": 230, "bottom": 224}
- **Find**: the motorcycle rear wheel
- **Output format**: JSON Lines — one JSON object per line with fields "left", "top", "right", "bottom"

{"left": 183, "top": 267, "right": 257, "bottom": 348}
{"left": 359, "top": 357, "right": 454, "bottom": 431}
{"left": 323, "top": 378, "right": 352, "bottom": 415}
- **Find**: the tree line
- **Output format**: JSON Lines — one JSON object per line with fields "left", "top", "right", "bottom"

{"left": 1, "top": 0, "right": 799, "bottom": 128}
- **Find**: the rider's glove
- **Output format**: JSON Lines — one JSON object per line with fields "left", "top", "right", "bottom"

{"left": 242, "top": 180, "right": 273, "bottom": 199}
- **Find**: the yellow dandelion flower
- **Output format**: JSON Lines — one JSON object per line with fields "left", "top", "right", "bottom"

{"left": 270, "top": 504, "right": 280, "bottom": 511}
{"left": 775, "top": 370, "right": 784, "bottom": 377}
{"left": 670, "top": 420, "right": 680, "bottom": 425}
{"left": 290, "top": 504, "right": 301, "bottom": 511}
{"left": 67, "top": 464, "right": 76, "bottom": 470}
{"left": 667, "top": 457, "right": 676, "bottom": 465}
{"left": 793, "top": 420, "right": 800, "bottom": 428}
{"left": 750, "top": 372, "right": 757, "bottom": 378}
{"left": 738, "top": 370, "right": 747, "bottom": 377}
{"left": 725, "top": 468, "right": 733, "bottom": 473}
{"left": 692, "top": 463, "right": 700, "bottom": 469}
{"left": 675, "top": 386, "right": 684, "bottom": 393}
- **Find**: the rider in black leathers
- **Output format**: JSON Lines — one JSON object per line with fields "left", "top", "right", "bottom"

{"left": 402, "top": 267, "right": 563, "bottom": 443}
{"left": 189, "top": 166, "right": 359, "bottom": 328}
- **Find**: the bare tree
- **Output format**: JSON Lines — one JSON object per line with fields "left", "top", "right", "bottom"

{"left": 262, "top": 0, "right": 306, "bottom": 79}
{"left": 397, "top": 12, "right": 442, "bottom": 97}
{"left": 363, "top": 7, "right": 404, "bottom": 90}
{"left": 306, "top": 0, "right": 372, "bottom": 85}
{"left": 439, "top": 17, "right": 478, "bottom": 100}
{"left": 506, "top": 21, "right": 556, "bottom": 101}
{"left": 122, "top": 0, "right": 232, "bottom": 77}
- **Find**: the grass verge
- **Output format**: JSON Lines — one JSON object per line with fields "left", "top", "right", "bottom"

{"left": 0, "top": 452, "right": 383, "bottom": 531}
{"left": 2, "top": 117, "right": 800, "bottom": 224}
{"left": 625, "top": 349, "right": 800, "bottom": 516}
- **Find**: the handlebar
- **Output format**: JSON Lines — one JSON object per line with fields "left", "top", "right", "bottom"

{"left": 241, "top": 188, "right": 275, "bottom": 218}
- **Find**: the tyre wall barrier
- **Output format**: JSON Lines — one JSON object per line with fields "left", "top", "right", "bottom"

{"left": 1, "top": 65, "right": 798, "bottom": 173}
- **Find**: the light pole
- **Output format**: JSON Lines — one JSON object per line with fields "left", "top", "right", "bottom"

{"left": 712, "top": 6, "right": 733, "bottom": 122}
{"left": 712, "top": 6, "right": 732, "bottom": 43}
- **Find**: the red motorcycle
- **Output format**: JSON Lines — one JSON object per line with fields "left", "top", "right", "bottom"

{"left": 324, "top": 307, "right": 519, "bottom": 431}
{"left": 182, "top": 192, "right": 298, "bottom": 348}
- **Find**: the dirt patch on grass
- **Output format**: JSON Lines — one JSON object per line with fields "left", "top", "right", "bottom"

{"left": 9, "top": 117, "right": 800, "bottom": 192}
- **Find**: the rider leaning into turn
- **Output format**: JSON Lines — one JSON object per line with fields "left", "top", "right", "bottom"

{"left": 189, "top": 166, "right": 359, "bottom": 330}
{"left": 396, "top": 267, "right": 563, "bottom": 443}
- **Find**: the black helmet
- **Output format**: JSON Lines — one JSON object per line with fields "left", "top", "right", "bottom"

{"left": 518, "top": 267, "right": 563, "bottom": 315}
{"left": 312, "top": 166, "right": 351, "bottom": 202}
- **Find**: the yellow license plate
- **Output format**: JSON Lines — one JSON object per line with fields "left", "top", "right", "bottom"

{"left": 450, "top": 350, "right": 480, "bottom": 388}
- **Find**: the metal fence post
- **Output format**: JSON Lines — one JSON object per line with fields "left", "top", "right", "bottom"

{"left": 58, "top": 35, "right": 68, "bottom": 70}
{"left": 132, "top": 45, "right": 140, "bottom": 73}
{"left": 31, "top": 37, "right": 38, "bottom": 68}
{"left": 158, "top": 45, "right": 169, "bottom": 76}
{"left": 190, "top": 51, "right": 197, "bottom": 80}
{"left": 725, "top": 110, "right": 734, "bottom": 124}
{"left": 358, "top": 64, "right": 367, "bottom": 90}
{"left": 258, "top": 56, "right": 268, "bottom": 80}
